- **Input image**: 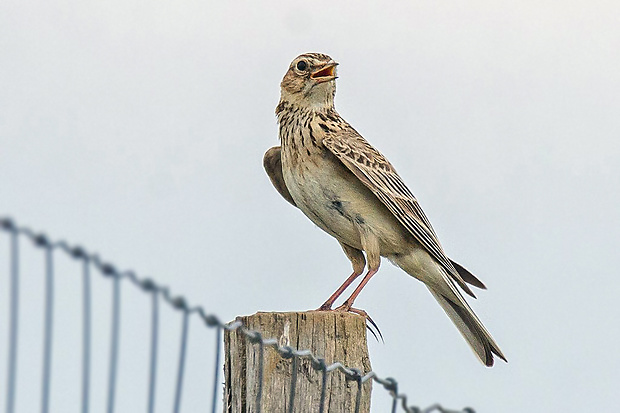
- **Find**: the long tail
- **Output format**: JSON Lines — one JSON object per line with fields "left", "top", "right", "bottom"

{"left": 428, "top": 285, "right": 506, "bottom": 366}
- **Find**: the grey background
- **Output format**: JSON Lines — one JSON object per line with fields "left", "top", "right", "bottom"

{"left": 1, "top": 1, "right": 619, "bottom": 411}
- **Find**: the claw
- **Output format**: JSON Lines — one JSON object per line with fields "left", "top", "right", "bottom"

{"left": 334, "top": 305, "right": 384, "bottom": 343}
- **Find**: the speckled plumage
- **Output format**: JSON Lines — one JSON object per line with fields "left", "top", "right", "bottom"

{"left": 264, "top": 53, "right": 506, "bottom": 366}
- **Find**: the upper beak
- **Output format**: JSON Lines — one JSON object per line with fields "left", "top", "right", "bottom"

{"left": 310, "top": 62, "right": 338, "bottom": 83}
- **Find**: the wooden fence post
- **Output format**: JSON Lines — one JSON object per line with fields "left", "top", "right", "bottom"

{"left": 224, "top": 311, "right": 372, "bottom": 413}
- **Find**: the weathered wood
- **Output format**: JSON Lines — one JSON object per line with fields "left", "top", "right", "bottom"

{"left": 224, "top": 311, "right": 372, "bottom": 413}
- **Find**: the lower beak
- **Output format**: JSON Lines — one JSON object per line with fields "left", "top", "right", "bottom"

{"left": 310, "top": 63, "right": 338, "bottom": 83}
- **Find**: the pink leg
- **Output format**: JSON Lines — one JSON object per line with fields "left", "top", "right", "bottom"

{"left": 318, "top": 270, "right": 363, "bottom": 310}
{"left": 336, "top": 268, "right": 379, "bottom": 312}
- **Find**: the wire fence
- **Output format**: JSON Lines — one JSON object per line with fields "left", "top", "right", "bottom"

{"left": 1, "top": 217, "right": 475, "bottom": 413}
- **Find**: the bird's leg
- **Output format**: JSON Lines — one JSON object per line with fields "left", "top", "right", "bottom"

{"left": 318, "top": 270, "right": 364, "bottom": 310}
{"left": 331, "top": 228, "right": 383, "bottom": 339}
{"left": 335, "top": 267, "right": 379, "bottom": 312}
{"left": 333, "top": 267, "right": 383, "bottom": 341}
{"left": 337, "top": 226, "right": 380, "bottom": 312}
{"left": 318, "top": 242, "right": 366, "bottom": 311}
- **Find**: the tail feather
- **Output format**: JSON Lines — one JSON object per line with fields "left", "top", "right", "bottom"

{"left": 391, "top": 251, "right": 506, "bottom": 366}
{"left": 450, "top": 259, "right": 487, "bottom": 290}
{"left": 428, "top": 287, "right": 506, "bottom": 366}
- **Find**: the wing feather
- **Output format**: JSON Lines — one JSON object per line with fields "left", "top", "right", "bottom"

{"left": 263, "top": 146, "right": 297, "bottom": 207}
{"left": 323, "top": 131, "right": 477, "bottom": 297}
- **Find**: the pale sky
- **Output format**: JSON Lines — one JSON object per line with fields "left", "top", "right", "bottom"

{"left": 1, "top": 1, "right": 620, "bottom": 411}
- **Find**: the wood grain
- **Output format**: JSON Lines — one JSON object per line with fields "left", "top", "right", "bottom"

{"left": 224, "top": 311, "right": 372, "bottom": 412}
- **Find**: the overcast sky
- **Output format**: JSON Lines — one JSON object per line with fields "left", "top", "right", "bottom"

{"left": 1, "top": 1, "right": 620, "bottom": 412}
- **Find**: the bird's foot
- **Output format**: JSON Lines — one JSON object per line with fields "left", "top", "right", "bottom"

{"left": 334, "top": 304, "right": 384, "bottom": 342}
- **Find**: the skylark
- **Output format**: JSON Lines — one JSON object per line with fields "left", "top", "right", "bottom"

{"left": 264, "top": 53, "right": 506, "bottom": 366}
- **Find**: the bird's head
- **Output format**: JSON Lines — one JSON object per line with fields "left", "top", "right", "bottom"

{"left": 279, "top": 53, "right": 338, "bottom": 110}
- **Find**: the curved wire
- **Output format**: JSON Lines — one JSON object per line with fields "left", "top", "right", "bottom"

{"left": 0, "top": 217, "right": 475, "bottom": 413}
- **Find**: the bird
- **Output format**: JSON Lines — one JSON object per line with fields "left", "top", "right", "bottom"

{"left": 263, "top": 52, "right": 506, "bottom": 366}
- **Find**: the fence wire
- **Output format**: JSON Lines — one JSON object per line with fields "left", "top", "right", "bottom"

{"left": 1, "top": 217, "right": 475, "bottom": 413}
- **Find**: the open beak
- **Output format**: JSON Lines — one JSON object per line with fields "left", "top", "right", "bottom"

{"left": 310, "top": 63, "right": 338, "bottom": 83}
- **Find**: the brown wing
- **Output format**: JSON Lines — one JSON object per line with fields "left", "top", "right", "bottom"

{"left": 263, "top": 146, "right": 297, "bottom": 207}
{"left": 323, "top": 130, "right": 481, "bottom": 297}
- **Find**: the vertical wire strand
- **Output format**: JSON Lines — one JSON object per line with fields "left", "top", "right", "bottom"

{"left": 391, "top": 396, "right": 398, "bottom": 413}
{"left": 173, "top": 311, "right": 190, "bottom": 413}
{"left": 354, "top": 375, "right": 362, "bottom": 413}
{"left": 210, "top": 327, "right": 222, "bottom": 413}
{"left": 255, "top": 341, "right": 264, "bottom": 413}
{"left": 287, "top": 356, "right": 298, "bottom": 413}
{"left": 5, "top": 230, "right": 19, "bottom": 413}
{"left": 81, "top": 259, "right": 91, "bottom": 413}
{"left": 40, "top": 247, "right": 54, "bottom": 413}
{"left": 317, "top": 365, "right": 328, "bottom": 413}
{"left": 147, "top": 291, "right": 159, "bottom": 413}
{"left": 106, "top": 276, "right": 121, "bottom": 413}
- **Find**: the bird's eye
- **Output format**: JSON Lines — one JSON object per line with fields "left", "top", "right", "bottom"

{"left": 296, "top": 60, "right": 308, "bottom": 71}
